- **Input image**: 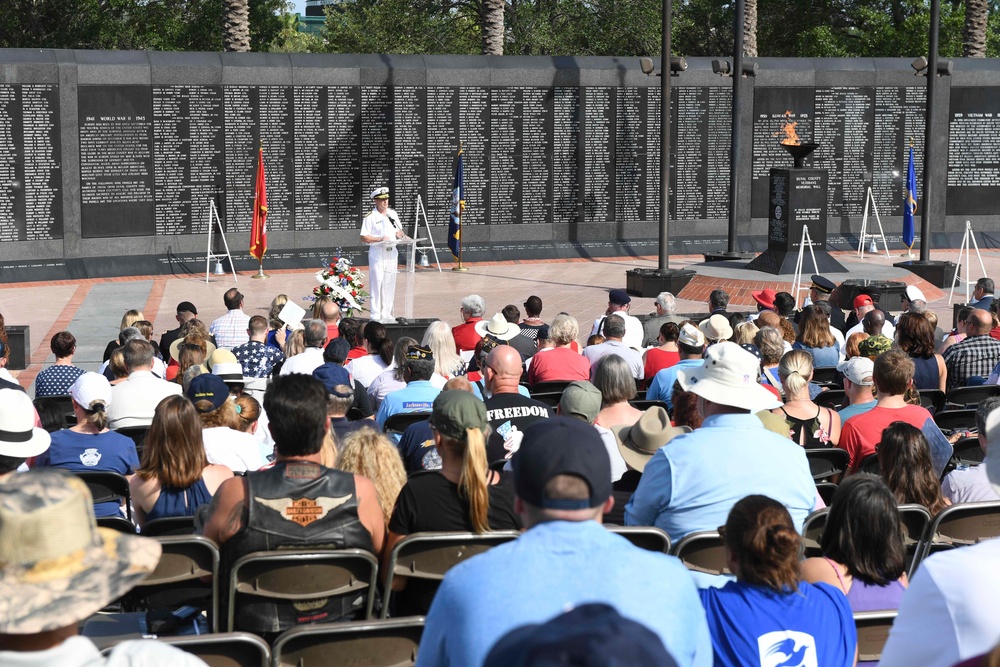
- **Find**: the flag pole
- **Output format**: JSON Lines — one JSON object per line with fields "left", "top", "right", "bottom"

{"left": 452, "top": 142, "right": 468, "bottom": 272}
{"left": 251, "top": 140, "right": 270, "bottom": 279}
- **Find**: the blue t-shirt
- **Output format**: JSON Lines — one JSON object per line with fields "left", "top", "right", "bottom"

{"left": 699, "top": 580, "right": 856, "bottom": 667}
{"left": 647, "top": 358, "right": 704, "bottom": 409}
{"left": 34, "top": 429, "right": 139, "bottom": 517}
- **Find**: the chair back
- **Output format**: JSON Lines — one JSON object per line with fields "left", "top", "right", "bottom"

{"left": 805, "top": 448, "right": 850, "bottom": 483}
{"left": 141, "top": 515, "right": 197, "bottom": 536}
{"left": 854, "top": 611, "right": 898, "bottom": 663}
{"left": 953, "top": 437, "right": 986, "bottom": 465}
{"left": 529, "top": 380, "right": 571, "bottom": 395}
{"left": 125, "top": 535, "right": 220, "bottom": 632}
{"left": 801, "top": 508, "right": 829, "bottom": 558}
{"left": 73, "top": 471, "right": 132, "bottom": 522}
{"left": 97, "top": 516, "right": 137, "bottom": 534}
{"left": 911, "top": 501, "right": 1000, "bottom": 574}
{"left": 606, "top": 526, "right": 671, "bottom": 553}
{"left": 44, "top": 394, "right": 76, "bottom": 427}
{"left": 628, "top": 399, "right": 670, "bottom": 412}
{"left": 945, "top": 384, "right": 1000, "bottom": 409}
{"left": 933, "top": 409, "right": 978, "bottom": 434}
{"left": 917, "top": 389, "right": 946, "bottom": 414}
{"left": 227, "top": 549, "right": 379, "bottom": 632}
{"left": 815, "top": 481, "right": 837, "bottom": 506}
{"left": 273, "top": 617, "right": 424, "bottom": 667}
{"left": 160, "top": 631, "right": 271, "bottom": 667}
{"left": 529, "top": 391, "right": 562, "bottom": 407}
{"left": 814, "top": 389, "right": 846, "bottom": 410}
{"left": 897, "top": 504, "right": 932, "bottom": 575}
{"left": 383, "top": 412, "right": 432, "bottom": 437}
{"left": 858, "top": 453, "right": 880, "bottom": 476}
{"left": 670, "top": 530, "right": 730, "bottom": 576}
{"left": 811, "top": 367, "right": 838, "bottom": 385}
{"left": 113, "top": 426, "right": 150, "bottom": 457}
{"left": 382, "top": 531, "right": 520, "bottom": 618}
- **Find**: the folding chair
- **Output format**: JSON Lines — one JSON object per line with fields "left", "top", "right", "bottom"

{"left": 670, "top": 531, "right": 730, "bottom": 576}
{"left": 897, "top": 504, "right": 932, "bottom": 575}
{"left": 933, "top": 409, "right": 978, "bottom": 434}
{"left": 529, "top": 391, "right": 562, "bottom": 407}
{"left": 945, "top": 385, "right": 1000, "bottom": 409}
{"left": 628, "top": 399, "right": 670, "bottom": 412}
{"left": 73, "top": 471, "right": 133, "bottom": 522}
{"left": 382, "top": 531, "right": 520, "bottom": 618}
{"left": 528, "top": 380, "right": 571, "bottom": 395}
{"left": 141, "top": 515, "right": 197, "bottom": 536}
{"left": 815, "top": 481, "right": 838, "bottom": 506}
{"left": 160, "top": 631, "right": 271, "bottom": 667}
{"left": 811, "top": 367, "right": 838, "bottom": 385}
{"left": 606, "top": 525, "right": 671, "bottom": 553}
{"left": 273, "top": 617, "right": 424, "bottom": 667}
{"left": 854, "top": 611, "right": 898, "bottom": 664}
{"left": 953, "top": 437, "right": 985, "bottom": 465}
{"left": 44, "top": 394, "right": 76, "bottom": 427}
{"left": 805, "top": 448, "right": 850, "bottom": 483}
{"left": 383, "top": 412, "right": 432, "bottom": 438}
{"left": 910, "top": 501, "right": 1000, "bottom": 575}
{"left": 227, "top": 549, "right": 379, "bottom": 632}
{"left": 124, "top": 535, "right": 221, "bottom": 632}
{"left": 857, "top": 453, "right": 880, "bottom": 476}
{"left": 97, "top": 516, "right": 136, "bottom": 534}
{"left": 814, "top": 389, "right": 846, "bottom": 410}
{"left": 113, "top": 426, "right": 150, "bottom": 457}
{"left": 801, "top": 508, "right": 829, "bottom": 557}
{"left": 917, "top": 389, "right": 946, "bottom": 415}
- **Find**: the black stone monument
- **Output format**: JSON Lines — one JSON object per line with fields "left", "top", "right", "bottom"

{"left": 746, "top": 143, "right": 847, "bottom": 274}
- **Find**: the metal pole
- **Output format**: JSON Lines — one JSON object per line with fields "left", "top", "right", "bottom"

{"left": 920, "top": 0, "right": 940, "bottom": 263}
{"left": 658, "top": 0, "right": 672, "bottom": 271}
{"left": 727, "top": 0, "right": 746, "bottom": 254}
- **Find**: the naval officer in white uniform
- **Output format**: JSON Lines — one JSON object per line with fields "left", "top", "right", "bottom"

{"left": 360, "top": 186, "right": 404, "bottom": 323}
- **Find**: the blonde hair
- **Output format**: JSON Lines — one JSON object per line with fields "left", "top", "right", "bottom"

{"left": 439, "top": 425, "right": 492, "bottom": 533}
{"left": 120, "top": 309, "right": 144, "bottom": 331}
{"left": 320, "top": 430, "right": 337, "bottom": 468}
{"left": 422, "top": 320, "right": 464, "bottom": 377}
{"left": 778, "top": 349, "right": 814, "bottom": 398}
{"left": 734, "top": 320, "right": 760, "bottom": 345}
{"left": 269, "top": 294, "right": 289, "bottom": 329}
{"left": 284, "top": 329, "right": 305, "bottom": 358}
{"left": 335, "top": 428, "right": 406, "bottom": 525}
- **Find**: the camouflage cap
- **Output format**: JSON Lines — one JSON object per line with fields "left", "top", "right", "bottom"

{"left": 0, "top": 470, "right": 161, "bottom": 634}
{"left": 858, "top": 334, "right": 894, "bottom": 359}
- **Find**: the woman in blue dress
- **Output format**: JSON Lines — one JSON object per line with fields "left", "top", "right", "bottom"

{"left": 699, "top": 495, "right": 857, "bottom": 667}
{"left": 130, "top": 395, "right": 233, "bottom": 528}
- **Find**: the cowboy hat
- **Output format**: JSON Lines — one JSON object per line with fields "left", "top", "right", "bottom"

{"left": 475, "top": 313, "right": 520, "bottom": 341}
{"left": 612, "top": 407, "right": 690, "bottom": 472}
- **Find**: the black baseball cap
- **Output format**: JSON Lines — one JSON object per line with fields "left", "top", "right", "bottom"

{"left": 484, "top": 603, "right": 678, "bottom": 667}
{"left": 513, "top": 416, "right": 612, "bottom": 510}
{"left": 176, "top": 301, "right": 197, "bottom": 315}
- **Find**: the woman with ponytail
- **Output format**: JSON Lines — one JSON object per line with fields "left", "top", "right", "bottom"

{"left": 33, "top": 372, "right": 140, "bottom": 518}
{"left": 771, "top": 349, "right": 841, "bottom": 447}
{"left": 346, "top": 321, "right": 394, "bottom": 388}
{"left": 386, "top": 389, "right": 520, "bottom": 615}
{"left": 700, "top": 495, "right": 857, "bottom": 667}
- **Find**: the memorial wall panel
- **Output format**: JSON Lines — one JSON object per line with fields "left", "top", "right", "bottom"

{"left": 947, "top": 87, "right": 1000, "bottom": 215}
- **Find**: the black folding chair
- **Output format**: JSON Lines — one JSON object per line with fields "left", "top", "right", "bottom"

{"left": 945, "top": 385, "right": 1000, "bottom": 409}
{"left": 814, "top": 389, "right": 846, "bottom": 410}
{"left": 273, "top": 617, "right": 424, "bottom": 667}
{"left": 917, "top": 389, "right": 946, "bottom": 414}
{"left": 141, "top": 515, "right": 197, "bottom": 536}
{"left": 383, "top": 412, "right": 432, "bottom": 438}
{"left": 73, "top": 471, "right": 132, "bottom": 522}
{"left": 933, "top": 409, "right": 978, "bottom": 434}
{"left": 805, "top": 448, "right": 850, "bottom": 483}
{"left": 910, "top": 501, "right": 1000, "bottom": 574}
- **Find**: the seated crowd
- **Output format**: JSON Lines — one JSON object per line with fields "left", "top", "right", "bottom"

{"left": 3, "top": 279, "right": 1000, "bottom": 666}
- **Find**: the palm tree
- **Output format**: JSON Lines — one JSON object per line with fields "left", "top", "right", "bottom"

{"left": 224, "top": 0, "right": 251, "bottom": 52}
{"left": 482, "top": 0, "right": 504, "bottom": 55}
{"left": 963, "top": 0, "right": 988, "bottom": 57}
{"left": 744, "top": 0, "right": 758, "bottom": 57}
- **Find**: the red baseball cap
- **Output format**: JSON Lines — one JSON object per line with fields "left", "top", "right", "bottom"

{"left": 853, "top": 294, "right": 873, "bottom": 309}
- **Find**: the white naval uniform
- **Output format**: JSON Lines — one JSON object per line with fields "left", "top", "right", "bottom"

{"left": 361, "top": 206, "right": 401, "bottom": 322}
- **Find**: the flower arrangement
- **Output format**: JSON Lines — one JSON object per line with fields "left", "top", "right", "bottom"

{"left": 308, "top": 253, "right": 368, "bottom": 317}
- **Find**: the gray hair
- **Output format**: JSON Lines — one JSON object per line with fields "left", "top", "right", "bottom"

{"left": 754, "top": 326, "right": 785, "bottom": 366}
{"left": 655, "top": 292, "right": 676, "bottom": 313}
{"left": 548, "top": 313, "right": 579, "bottom": 346}
{"left": 303, "top": 319, "right": 328, "bottom": 348}
{"left": 461, "top": 294, "right": 486, "bottom": 318}
{"left": 909, "top": 299, "right": 927, "bottom": 314}
{"left": 119, "top": 326, "right": 144, "bottom": 344}
{"left": 978, "top": 277, "right": 995, "bottom": 294}
{"left": 591, "top": 354, "right": 637, "bottom": 405}
{"left": 602, "top": 314, "right": 625, "bottom": 339}
{"left": 975, "top": 396, "right": 1000, "bottom": 434}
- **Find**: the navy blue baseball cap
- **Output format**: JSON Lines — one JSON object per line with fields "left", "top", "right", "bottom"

{"left": 484, "top": 603, "right": 678, "bottom": 667}
{"left": 512, "top": 416, "right": 612, "bottom": 510}
{"left": 608, "top": 289, "right": 631, "bottom": 305}
{"left": 312, "top": 363, "right": 351, "bottom": 394}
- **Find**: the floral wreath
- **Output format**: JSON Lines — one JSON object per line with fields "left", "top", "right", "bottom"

{"left": 307, "top": 251, "right": 368, "bottom": 318}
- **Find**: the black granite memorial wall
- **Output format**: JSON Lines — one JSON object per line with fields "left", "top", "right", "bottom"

{"left": 0, "top": 51, "right": 999, "bottom": 282}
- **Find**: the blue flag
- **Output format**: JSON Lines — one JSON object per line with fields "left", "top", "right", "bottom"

{"left": 903, "top": 146, "right": 917, "bottom": 248}
{"left": 448, "top": 148, "right": 464, "bottom": 259}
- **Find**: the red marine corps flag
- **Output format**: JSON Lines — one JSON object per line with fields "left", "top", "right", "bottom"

{"left": 249, "top": 145, "right": 269, "bottom": 278}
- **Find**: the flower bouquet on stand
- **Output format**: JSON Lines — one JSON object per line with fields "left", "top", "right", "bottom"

{"left": 307, "top": 253, "right": 368, "bottom": 318}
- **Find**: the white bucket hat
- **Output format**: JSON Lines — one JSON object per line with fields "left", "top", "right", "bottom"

{"left": 475, "top": 313, "right": 521, "bottom": 341}
{"left": 699, "top": 314, "right": 733, "bottom": 342}
{"left": 678, "top": 342, "right": 781, "bottom": 412}
{"left": 0, "top": 389, "right": 51, "bottom": 458}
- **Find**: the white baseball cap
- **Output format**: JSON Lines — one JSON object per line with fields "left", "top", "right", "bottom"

{"left": 69, "top": 372, "right": 112, "bottom": 411}
{"left": 836, "top": 357, "right": 874, "bottom": 386}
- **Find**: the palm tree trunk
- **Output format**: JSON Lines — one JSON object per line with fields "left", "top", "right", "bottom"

{"left": 744, "top": 0, "right": 758, "bottom": 57}
{"left": 223, "top": 0, "right": 251, "bottom": 52}
{"left": 482, "top": 0, "right": 505, "bottom": 55}
{"left": 963, "top": 0, "right": 987, "bottom": 57}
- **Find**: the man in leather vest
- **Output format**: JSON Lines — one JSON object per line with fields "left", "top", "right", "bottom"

{"left": 202, "top": 374, "right": 384, "bottom": 635}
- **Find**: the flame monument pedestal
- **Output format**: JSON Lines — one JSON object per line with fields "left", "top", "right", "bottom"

{"left": 746, "top": 143, "right": 847, "bottom": 275}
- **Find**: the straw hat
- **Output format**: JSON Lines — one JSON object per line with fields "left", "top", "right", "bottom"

{"left": 612, "top": 407, "right": 690, "bottom": 472}
{"left": 475, "top": 313, "right": 521, "bottom": 341}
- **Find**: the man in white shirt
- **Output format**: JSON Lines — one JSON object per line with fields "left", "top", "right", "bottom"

{"left": 209, "top": 288, "right": 251, "bottom": 349}
{"left": 845, "top": 295, "right": 895, "bottom": 339}
{"left": 108, "top": 339, "right": 182, "bottom": 429}
{"left": 590, "top": 289, "right": 643, "bottom": 349}
{"left": 879, "top": 406, "right": 1000, "bottom": 667}
{"left": 279, "top": 319, "right": 328, "bottom": 376}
